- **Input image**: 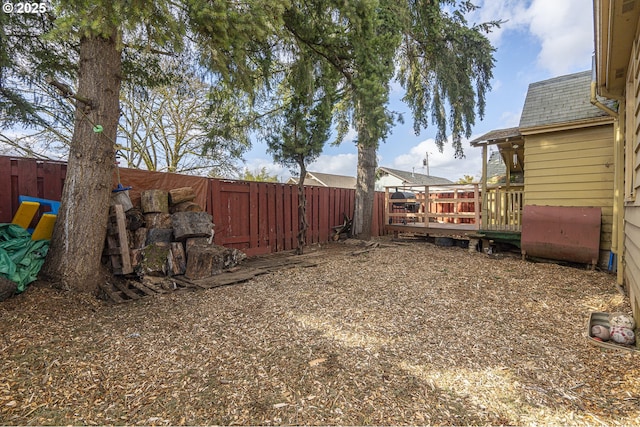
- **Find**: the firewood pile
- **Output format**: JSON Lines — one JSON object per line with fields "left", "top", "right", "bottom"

{"left": 101, "top": 186, "right": 246, "bottom": 302}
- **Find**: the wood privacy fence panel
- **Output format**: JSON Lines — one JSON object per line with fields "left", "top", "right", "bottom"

{"left": 1, "top": 156, "right": 386, "bottom": 256}
{"left": 0, "top": 157, "right": 67, "bottom": 227}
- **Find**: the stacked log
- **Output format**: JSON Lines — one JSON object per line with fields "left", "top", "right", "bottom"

{"left": 106, "top": 186, "right": 245, "bottom": 280}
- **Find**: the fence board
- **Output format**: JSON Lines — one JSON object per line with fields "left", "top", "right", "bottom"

{"left": 16, "top": 158, "right": 38, "bottom": 200}
{"left": 210, "top": 178, "right": 222, "bottom": 245}
{"left": 258, "top": 182, "right": 269, "bottom": 249}
{"left": 0, "top": 157, "right": 12, "bottom": 222}
{"left": 312, "top": 187, "right": 320, "bottom": 243}
{"left": 283, "top": 184, "right": 293, "bottom": 250}
{"left": 267, "top": 184, "right": 277, "bottom": 250}
{"left": 42, "top": 161, "right": 65, "bottom": 201}
{"left": 319, "top": 188, "right": 329, "bottom": 242}
{"left": 249, "top": 182, "right": 259, "bottom": 250}
{"left": 291, "top": 186, "right": 299, "bottom": 251}
{"left": 275, "top": 184, "right": 284, "bottom": 252}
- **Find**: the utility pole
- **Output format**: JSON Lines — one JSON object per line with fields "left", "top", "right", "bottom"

{"left": 423, "top": 152, "right": 430, "bottom": 176}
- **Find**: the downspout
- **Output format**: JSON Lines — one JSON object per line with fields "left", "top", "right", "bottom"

{"left": 590, "top": 81, "right": 619, "bottom": 118}
{"left": 591, "top": 56, "right": 619, "bottom": 118}
{"left": 591, "top": 59, "right": 622, "bottom": 280}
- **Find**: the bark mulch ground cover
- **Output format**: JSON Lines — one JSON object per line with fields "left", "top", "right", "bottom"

{"left": 1, "top": 238, "right": 639, "bottom": 426}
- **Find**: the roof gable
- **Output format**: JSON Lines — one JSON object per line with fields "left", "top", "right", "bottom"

{"left": 378, "top": 167, "right": 452, "bottom": 185}
{"left": 469, "top": 127, "right": 521, "bottom": 146}
{"left": 519, "top": 71, "right": 614, "bottom": 130}
{"left": 308, "top": 172, "right": 356, "bottom": 189}
{"left": 289, "top": 171, "right": 356, "bottom": 189}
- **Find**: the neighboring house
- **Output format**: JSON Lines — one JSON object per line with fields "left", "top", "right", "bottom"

{"left": 594, "top": 0, "right": 640, "bottom": 319}
{"left": 287, "top": 171, "right": 356, "bottom": 189}
{"left": 486, "top": 150, "right": 524, "bottom": 185}
{"left": 375, "top": 166, "right": 452, "bottom": 191}
{"left": 471, "top": 70, "right": 616, "bottom": 265}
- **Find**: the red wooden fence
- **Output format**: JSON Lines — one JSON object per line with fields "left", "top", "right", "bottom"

{"left": 0, "top": 156, "right": 386, "bottom": 256}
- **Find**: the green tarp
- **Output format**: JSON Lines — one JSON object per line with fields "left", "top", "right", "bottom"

{"left": 0, "top": 224, "right": 49, "bottom": 292}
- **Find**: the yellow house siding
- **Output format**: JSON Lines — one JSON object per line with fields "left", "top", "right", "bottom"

{"left": 624, "top": 207, "right": 640, "bottom": 318}
{"left": 523, "top": 125, "right": 615, "bottom": 263}
{"left": 630, "top": 37, "right": 640, "bottom": 204}
{"left": 623, "top": 33, "right": 640, "bottom": 321}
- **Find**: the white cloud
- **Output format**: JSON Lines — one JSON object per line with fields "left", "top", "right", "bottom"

{"left": 242, "top": 152, "right": 358, "bottom": 182}
{"left": 470, "top": 0, "right": 531, "bottom": 46}
{"left": 500, "top": 111, "right": 521, "bottom": 128}
{"left": 388, "top": 137, "right": 483, "bottom": 182}
{"left": 308, "top": 153, "right": 358, "bottom": 177}
{"left": 473, "top": 0, "right": 593, "bottom": 75}
{"left": 527, "top": 0, "right": 593, "bottom": 74}
{"left": 241, "top": 158, "right": 289, "bottom": 181}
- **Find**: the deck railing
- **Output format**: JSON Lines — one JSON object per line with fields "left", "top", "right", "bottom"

{"left": 384, "top": 184, "right": 524, "bottom": 233}
{"left": 384, "top": 184, "right": 480, "bottom": 229}
{"left": 483, "top": 185, "right": 524, "bottom": 232}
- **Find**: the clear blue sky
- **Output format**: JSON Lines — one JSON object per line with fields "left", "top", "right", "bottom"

{"left": 244, "top": 0, "right": 595, "bottom": 183}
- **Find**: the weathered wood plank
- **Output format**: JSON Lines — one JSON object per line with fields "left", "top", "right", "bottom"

{"left": 114, "top": 204, "right": 133, "bottom": 274}
{"left": 97, "top": 281, "right": 126, "bottom": 303}
{"left": 128, "top": 280, "right": 157, "bottom": 296}
{"left": 111, "top": 280, "right": 141, "bottom": 300}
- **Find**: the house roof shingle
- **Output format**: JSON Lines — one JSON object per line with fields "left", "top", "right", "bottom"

{"left": 519, "top": 70, "right": 615, "bottom": 129}
{"left": 288, "top": 171, "right": 356, "bottom": 189}
{"left": 378, "top": 166, "right": 452, "bottom": 185}
{"left": 307, "top": 172, "right": 356, "bottom": 189}
{"left": 469, "top": 127, "right": 521, "bottom": 146}
{"left": 487, "top": 151, "right": 506, "bottom": 179}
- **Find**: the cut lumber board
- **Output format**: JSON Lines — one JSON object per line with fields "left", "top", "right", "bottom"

{"left": 127, "top": 280, "right": 157, "bottom": 297}
{"left": 105, "top": 204, "right": 133, "bottom": 275}
{"left": 111, "top": 280, "right": 142, "bottom": 300}
{"left": 140, "top": 278, "right": 168, "bottom": 293}
{"left": 97, "top": 282, "right": 126, "bottom": 303}
{"left": 114, "top": 205, "right": 133, "bottom": 274}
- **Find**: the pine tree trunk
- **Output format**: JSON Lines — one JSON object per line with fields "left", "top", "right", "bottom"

{"left": 40, "top": 31, "right": 122, "bottom": 293}
{"left": 296, "top": 157, "right": 308, "bottom": 255}
{"left": 353, "top": 141, "right": 377, "bottom": 240}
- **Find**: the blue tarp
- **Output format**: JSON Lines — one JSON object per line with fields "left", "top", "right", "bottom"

{"left": 0, "top": 224, "right": 49, "bottom": 292}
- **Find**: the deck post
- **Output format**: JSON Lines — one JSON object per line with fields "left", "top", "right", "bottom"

{"left": 424, "top": 185, "right": 430, "bottom": 228}
{"left": 384, "top": 187, "right": 390, "bottom": 226}
{"left": 473, "top": 184, "right": 480, "bottom": 228}
{"left": 481, "top": 144, "right": 488, "bottom": 229}
{"left": 453, "top": 187, "right": 459, "bottom": 224}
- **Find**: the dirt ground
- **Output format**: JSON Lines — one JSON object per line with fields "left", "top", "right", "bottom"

{"left": 1, "top": 237, "right": 639, "bottom": 426}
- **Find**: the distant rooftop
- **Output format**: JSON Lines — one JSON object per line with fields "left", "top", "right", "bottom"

{"left": 378, "top": 166, "right": 452, "bottom": 185}
{"left": 288, "top": 171, "right": 356, "bottom": 189}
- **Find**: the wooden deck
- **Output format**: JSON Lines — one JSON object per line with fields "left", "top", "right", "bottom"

{"left": 386, "top": 222, "right": 479, "bottom": 237}
{"left": 383, "top": 184, "right": 524, "bottom": 241}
